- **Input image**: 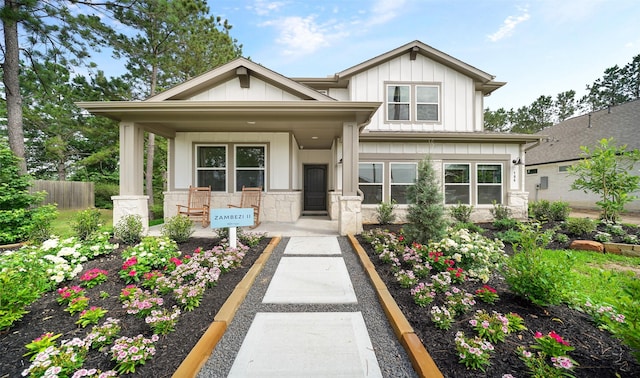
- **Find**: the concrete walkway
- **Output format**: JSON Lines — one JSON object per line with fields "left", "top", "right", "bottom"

{"left": 196, "top": 234, "right": 418, "bottom": 378}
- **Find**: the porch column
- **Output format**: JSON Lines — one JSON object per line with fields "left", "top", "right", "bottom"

{"left": 112, "top": 121, "right": 149, "bottom": 233}
{"left": 339, "top": 122, "right": 362, "bottom": 235}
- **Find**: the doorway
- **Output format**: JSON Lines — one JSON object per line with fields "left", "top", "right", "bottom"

{"left": 303, "top": 164, "right": 327, "bottom": 213}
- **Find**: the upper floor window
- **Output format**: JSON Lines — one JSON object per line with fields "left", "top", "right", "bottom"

{"left": 235, "top": 146, "right": 265, "bottom": 191}
{"left": 196, "top": 145, "right": 226, "bottom": 191}
{"left": 386, "top": 83, "right": 440, "bottom": 122}
{"left": 387, "top": 85, "right": 410, "bottom": 121}
{"left": 390, "top": 163, "right": 417, "bottom": 204}
{"left": 359, "top": 163, "right": 383, "bottom": 204}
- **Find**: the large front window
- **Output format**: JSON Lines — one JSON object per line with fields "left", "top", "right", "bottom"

{"left": 390, "top": 163, "right": 417, "bottom": 204}
{"left": 444, "top": 164, "right": 470, "bottom": 204}
{"left": 359, "top": 163, "right": 383, "bottom": 204}
{"left": 477, "top": 164, "right": 502, "bottom": 204}
{"left": 235, "top": 146, "right": 265, "bottom": 191}
{"left": 196, "top": 146, "right": 226, "bottom": 191}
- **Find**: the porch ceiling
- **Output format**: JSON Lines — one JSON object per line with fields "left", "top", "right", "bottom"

{"left": 77, "top": 101, "right": 381, "bottom": 149}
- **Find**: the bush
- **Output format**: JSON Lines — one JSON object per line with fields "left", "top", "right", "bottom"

{"left": 150, "top": 203, "right": 164, "bottom": 220}
{"left": 376, "top": 200, "right": 396, "bottom": 225}
{"left": 94, "top": 183, "right": 118, "bottom": 209}
{"left": 493, "top": 217, "right": 520, "bottom": 231}
{"left": 529, "top": 200, "right": 552, "bottom": 222}
{"left": 490, "top": 200, "right": 512, "bottom": 221}
{"left": 449, "top": 202, "right": 473, "bottom": 223}
{"left": 404, "top": 157, "right": 447, "bottom": 244}
{"left": 504, "top": 224, "right": 573, "bottom": 306}
{"left": 113, "top": 214, "right": 143, "bottom": 244}
{"left": 554, "top": 233, "right": 570, "bottom": 244}
{"left": 495, "top": 229, "right": 521, "bottom": 245}
{"left": 27, "top": 205, "right": 58, "bottom": 244}
{"left": 550, "top": 201, "right": 571, "bottom": 221}
{"left": 565, "top": 217, "right": 596, "bottom": 236}
{"left": 161, "top": 215, "right": 194, "bottom": 243}
{"left": 451, "top": 221, "right": 484, "bottom": 234}
{"left": 72, "top": 208, "right": 103, "bottom": 240}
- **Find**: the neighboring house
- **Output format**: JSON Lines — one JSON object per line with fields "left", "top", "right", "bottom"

{"left": 525, "top": 99, "right": 640, "bottom": 211}
{"left": 78, "top": 40, "right": 540, "bottom": 235}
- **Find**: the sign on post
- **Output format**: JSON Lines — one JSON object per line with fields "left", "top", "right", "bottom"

{"left": 210, "top": 208, "right": 255, "bottom": 248}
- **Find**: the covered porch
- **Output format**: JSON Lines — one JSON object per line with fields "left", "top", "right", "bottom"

{"left": 77, "top": 100, "right": 380, "bottom": 235}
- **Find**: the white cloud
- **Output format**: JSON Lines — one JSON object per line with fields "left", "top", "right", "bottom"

{"left": 263, "top": 16, "right": 332, "bottom": 56}
{"left": 368, "top": 0, "right": 406, "bottom": 25}
{"left": 251, "top": 0, "right": 286, "bottom": 16}
{"left": 487, "top": 7, "right": 531, "bottom": 42}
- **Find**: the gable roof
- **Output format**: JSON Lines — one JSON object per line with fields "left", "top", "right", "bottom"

{"left": 334, "top": 40, "right": 505, "bottom": 95}
{"left": 148, "top": 57, "right": 335, "bottom": 102}
{"left": 526, "top": 99, "right": 640, "bottom": 165}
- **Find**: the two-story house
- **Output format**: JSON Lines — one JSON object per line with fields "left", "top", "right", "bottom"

{"left": 78, "top": 40, "right": 540, "bottom": 235}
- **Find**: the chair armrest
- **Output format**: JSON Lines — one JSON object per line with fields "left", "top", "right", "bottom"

{"left": 228, "top": 204, "right": 239, "bottom": 208}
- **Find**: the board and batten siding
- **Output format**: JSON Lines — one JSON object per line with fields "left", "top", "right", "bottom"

{"left": 172, "top": 131, "right": 291, "bottom": 191}
{"left": 187, "top": 76, "right": 303, "bottom": 101}
{"left": 347, "top": 54, "right": 477, "bottom": 133}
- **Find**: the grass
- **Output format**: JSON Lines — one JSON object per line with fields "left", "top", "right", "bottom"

{"left": 50, "top": 208, "right": 113, "bottom": 238}
{"left": 541, "top": 248, "right": 639, "bottom": 308}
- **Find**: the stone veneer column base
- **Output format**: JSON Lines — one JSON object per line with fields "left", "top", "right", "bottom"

{"left": 338, "top": 196, "right": 363, "bottom": 235}
{"left": 112, "top": 195, "right": 150, "bottom": 234}
{"left": 508, "top": 191, "right": 529, "bottom": 220}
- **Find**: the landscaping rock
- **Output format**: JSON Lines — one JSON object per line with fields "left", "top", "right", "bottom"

{"left": 570, "top": 240, "right": 604, "bottom": 252}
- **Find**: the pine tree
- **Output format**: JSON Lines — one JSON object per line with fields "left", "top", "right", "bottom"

{"left": 404, "top": 156, "right": 448, "bottom": 244}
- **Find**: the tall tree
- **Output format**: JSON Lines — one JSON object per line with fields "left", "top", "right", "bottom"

{"left": 483, "top": 107, "right": 509, "bottom": 132}
{"left": 1, "top": 0, "right": 120, "bottom": 173}
{"left": 107, "top": 0, "right": 242, "bottom": 213}
{"left": 582, "top": 65, "right": 630, "bottom": 111}
{"left": 554, "top": 90, "right": 577, "bottom": 122}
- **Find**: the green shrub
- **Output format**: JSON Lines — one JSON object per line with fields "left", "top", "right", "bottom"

{"left": 493, "top": 217, "right": 520, "bottom": 231}
{"left": 529, "top": 200, "right": 552, "bottom": 221}
{"left": 451, "top": 221, "right": 484, "bottom": 234}
{"left": 554, "top": 233, "right": 570, "bottom": 244}
{"left": 94, "top": 183, "right": 118, "bottom": 209}
{"left": 615, "top": 280, "right": 640, "bottom": 361}
{"left": 565, "top": 217, "right": 596, "bottom": 236}
{"left": 550, "top": 201, "right": 571, "bottom": 221}
{"left": 490, "top": 200, "right": 512, "bottom": 221}
{"left": 449, "top": 202, "right": 473, "bottom": 223}
{"left": 161, "top": 215, "right": 194, "bottom": 243}
{"left": 27, "top": 205, "right": 58, "bottom": 244}
{"left": 504, "top": 224, "right": 573, "bottom": 306}
{"left": 594, "top": 231, "right": 612, "bottom": 243}
{"left": 113, "top": 214, "right": 143, "bottom": 244}
{"left": 376, "top": 200, "right": 396, "bottom": 225}
{"left": 404, "top": 157, "right": 447, "bottom": 244}
{"left": 149, "top": 203, "right": 164, "bottom": 220}
{"left": 72, "top": 208, "right": 103, "bottom": 240}
{"left": 495, "top": 229, "right": 521, "bottom": 245}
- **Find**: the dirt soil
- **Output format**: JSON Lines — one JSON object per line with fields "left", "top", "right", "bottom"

{"left": 0, "top": 237, "right": 269, "bottom": 378}
{"left": 358, "top": 222, "right": 640, "bottom": 378}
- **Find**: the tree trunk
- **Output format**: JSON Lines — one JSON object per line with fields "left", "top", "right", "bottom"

{"left": 2, "top": 0, "right": 26, "bottom": 174}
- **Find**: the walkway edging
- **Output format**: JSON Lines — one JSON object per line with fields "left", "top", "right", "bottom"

{"left": 172, "top": 236, "right": 282, "bottom": 378}
{"left": 348, "top": 234, "right": 443, "bottom": 378}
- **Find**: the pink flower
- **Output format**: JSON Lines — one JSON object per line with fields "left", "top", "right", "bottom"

{"left": 534, "top": 331, "right": 543, "bottom": 338}
{"left": 129, "top": 270, "right": 137, "bottom": 277}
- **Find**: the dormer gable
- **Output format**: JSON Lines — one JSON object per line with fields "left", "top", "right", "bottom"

{"left": 148, "top": 57, "right": 336, "bottom": 102}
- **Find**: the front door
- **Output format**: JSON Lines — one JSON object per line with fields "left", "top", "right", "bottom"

{"left": 304, "top": 165, "right": 327, "bottom": 212}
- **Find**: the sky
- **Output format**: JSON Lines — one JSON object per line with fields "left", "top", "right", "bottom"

{"left": 190, "top": 0, "right": 640, "bottom": 111}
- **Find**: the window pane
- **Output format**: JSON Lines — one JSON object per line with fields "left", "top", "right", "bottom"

{"left": 417, "top": 86, "right": 438, "bottom": 103}
{"left": 391, "top": 163, "right": 416, "bottom": 183}
{"left": 236, "top": 147, "right": 264, "bottom": 168}
{"left": 478, "top": 186, "right": 501, "bottom": 204}
{"left": 445, "top": 164, "right": 469, "bottom": 184}
{"left": 388, "top": 104, "right": 409, "bottom": 120}
{"left": 445, "top": 185, "right": 470, "bottom": 204}
{"left": 360, "top": 185, "right": 382, "bottom": 204}
{"left": 198, "top": 146, "right": 225, "bottom": 168}
{"left": 387, "top": 85, "right": 410, "bottom": 102}
{"left": 236, "top": 170, "right": 264, "bottom": 190}
{"left": 417, "top": 104, "right": 438, "bottom": 121}
{"left": 197, "top": 171, "right": 226, "bottom": 191}
{"left": 478, "top": 165, "right": 502, "bottom": 183}
{"left": 359, "top": 163, "right": 383, "bottom": 183}
{"left": 391, "top": 185, "right": 410, "bottom": 204}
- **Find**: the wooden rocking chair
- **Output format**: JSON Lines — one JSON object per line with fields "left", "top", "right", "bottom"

{"left": 228, "top": 186, "right": 262, "bottom": 228}
{"left": 177, "top": 186, "right": 211, "bottom": 227}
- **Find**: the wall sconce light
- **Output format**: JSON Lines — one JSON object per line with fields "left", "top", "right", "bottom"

{"left": 338, "top": 158, "right": 343, "bottom": 164}
{"left": 512, "top": 157, "right": 523, "bottom": 165}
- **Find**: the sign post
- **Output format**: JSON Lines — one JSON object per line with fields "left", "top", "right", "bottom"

{"left": 210, "top": 208, "right": 255, "bottom": 248}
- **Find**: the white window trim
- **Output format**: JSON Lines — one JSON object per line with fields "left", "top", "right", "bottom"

{"left": 476, "top": 163, "right": 503, "bottom": 206}
{"left": 385, "top": 84, "right": 411, "bottom": 122}
{"left": 234, "top": 144, "right": 267, "bottom": 192}
{"left": 359, "top": 162, "right": 384, "bottom": 205}
{"left": 195, "top": 144, "right": 228, "bottom": 192}
{"left": 444, "top": 163, "right": 471, "bottom": 205}
{"left": 385, "top": 82, "right": 442, "bottom": 123}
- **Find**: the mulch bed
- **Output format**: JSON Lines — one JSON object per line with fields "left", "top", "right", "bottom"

{"left": 358, "top": 223, "right": 640, "bottom": 378}
{"left": 0, "top": 237, "right": 269, "bottom": 378}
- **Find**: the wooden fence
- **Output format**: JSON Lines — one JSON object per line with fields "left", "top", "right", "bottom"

{"left": 30, "top": 180, "right": 95, "bottom": 210}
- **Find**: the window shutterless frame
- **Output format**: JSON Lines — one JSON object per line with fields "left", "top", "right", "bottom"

{"left": 195, "top": 145, "right": 227, "bottom": 191}
{"left": 390, "top": 162, "right": 417, "bottom": 204}
{"left": 358, "top": 162, "right": 384, "bottom": 204}
{"left": 234, "top": 145, "right": 266, "bottom": 192}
